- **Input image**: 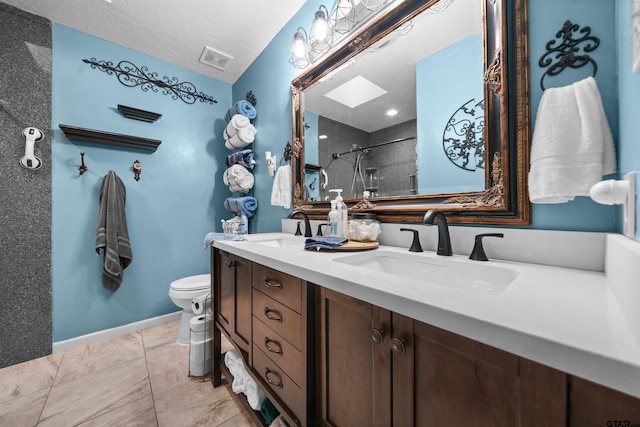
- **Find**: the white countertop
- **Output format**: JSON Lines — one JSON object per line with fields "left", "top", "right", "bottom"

{"left": 212, "top": 232, "right": 640, "bottom": 398}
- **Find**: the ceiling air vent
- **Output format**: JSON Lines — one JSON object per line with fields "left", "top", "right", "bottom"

{"left": 198, "top": 46, "right": 233, "bottom": 71}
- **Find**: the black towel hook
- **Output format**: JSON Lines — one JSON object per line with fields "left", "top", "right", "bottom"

{"left": 539, "top": 20, "right": 600, "bottom": 90}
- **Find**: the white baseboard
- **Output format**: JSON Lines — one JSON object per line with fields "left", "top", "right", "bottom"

{"left": 52, "top": 311, "right": 182, "bottom": 353}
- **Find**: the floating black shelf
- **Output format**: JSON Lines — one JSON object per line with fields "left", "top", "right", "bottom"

{"left": 117, "top": 105, "right": 162, "bottom": 122}
{"left": 59, "top": 125, "right": 161, "bottom": 152}
{"left": 304, "top": 163, "right": 322, "bottom": 171}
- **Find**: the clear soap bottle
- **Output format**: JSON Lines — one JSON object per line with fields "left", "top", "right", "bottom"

{"left": 328, "top": 200, "right": 339, "bottom": 236}
{"left": 329, "top": 189, "right": 348, "bottom": 238}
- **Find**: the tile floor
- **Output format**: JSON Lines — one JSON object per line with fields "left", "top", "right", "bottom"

{"left": 0, "top": 321, "right": 255, "bottom": 427}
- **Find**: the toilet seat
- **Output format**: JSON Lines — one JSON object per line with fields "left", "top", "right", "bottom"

{"left": 170, "top": 274, "right": 210, "bottom": 292}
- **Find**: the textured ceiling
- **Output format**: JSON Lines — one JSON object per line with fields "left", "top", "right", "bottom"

{"left": 1, "top": 0, "right": 305, "bottom": 84}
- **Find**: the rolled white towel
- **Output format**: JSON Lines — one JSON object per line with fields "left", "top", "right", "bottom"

{"left": 225, "top": 125, "right": 256, "bottom": 150}
{"left": 223, "top": 164, "right": 255, "bottom": 193}
{"left": 224, "top": 114, "right": 251, "bottom": 140}
{"left": 224, "top": 348, "right": 241, "bottom": 371}
{"left": 245, "top": 376, "right": 266, "bottom": 411}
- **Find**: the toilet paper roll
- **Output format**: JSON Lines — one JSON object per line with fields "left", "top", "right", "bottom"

{"left": 189, "top": 314, "right": 211, "bottom": 342}
{"left": 189, "top": 339, "right": 211, "bottom": 362}
{"left": 191, "top": 293, "right": 211, "bottom": 315}
{"left": 190, "top": 356, "right": 211, "bottom": 377}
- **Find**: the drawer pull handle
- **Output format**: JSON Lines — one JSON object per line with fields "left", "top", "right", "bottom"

{"left": 264, "top": 367, "right": 284, "bottom": 388}
{"left": 264, "top": 307, "right": 283, "bottom": 323}
{"left": 264, "top": 337, "right": 283, "bottom": 355}
{"left": 263, "top": 278, "right": 283, "bottom": 289}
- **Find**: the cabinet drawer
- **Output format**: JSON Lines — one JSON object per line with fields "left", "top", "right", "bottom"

{"left": 253, "top": 289, "right": 302, "bottom": 350}
{"left": 253, "top": 344, "right": 306, "bottom": 425}
{"left": 252, "top": 264, "right": 302, "bottom": 313}
{"left": 253, "top": 316, "right": 305, "bottom": 388}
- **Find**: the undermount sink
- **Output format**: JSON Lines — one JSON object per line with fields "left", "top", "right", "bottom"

{"left": 248, "top": 234, "right": 303, "bottom": 248}
{"left": 333, "top": 250, "right": 519, "bottom": 295}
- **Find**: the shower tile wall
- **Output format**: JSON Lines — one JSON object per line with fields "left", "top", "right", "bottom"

{"left": 0, "top": 3, "right": 52, "bottom": 368}
{"left": 318, "top": 116, "right": 417, "bottom": 199}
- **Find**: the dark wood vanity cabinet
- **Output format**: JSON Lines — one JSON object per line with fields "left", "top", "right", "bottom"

{"left": 213, "top": 251, "right": 640, "bottom": 426}
{"left": 317, "top": 287, "right": 567, "bottom": 427}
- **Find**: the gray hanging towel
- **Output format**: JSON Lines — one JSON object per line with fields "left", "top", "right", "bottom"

{"left": 95, "top": 170, "right": 132, "bottom": 291}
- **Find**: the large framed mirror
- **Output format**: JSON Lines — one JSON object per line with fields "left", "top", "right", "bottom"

{"left": 291, "top": 0, "right": 530, "bottom": 225}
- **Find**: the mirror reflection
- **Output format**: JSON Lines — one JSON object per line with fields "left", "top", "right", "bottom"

{"left": 303, "top": 0, "right": 484, "bottom": 201}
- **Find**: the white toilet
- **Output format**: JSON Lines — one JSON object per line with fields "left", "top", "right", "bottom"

{"left": 168, "top": 274, "right": 211, "bottom": 345}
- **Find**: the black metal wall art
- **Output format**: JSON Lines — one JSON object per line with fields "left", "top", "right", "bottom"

{"left": 442, "top": 98, "right": 485, "bottom": 171}
{"left": 538, "top": 20, "right": 600, "bottom": 90}
{"left": 83, "top": 58, "right": 217, "bottom": 105}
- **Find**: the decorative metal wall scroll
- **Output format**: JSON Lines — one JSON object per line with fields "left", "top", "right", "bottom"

{"left": 442, "top": 98, "right": 485, "bottom": 171}
{"left": 83, "top": 58, "right": 217, "bottom": 105}
{"left": 246, "top": 91, "right": 257, "bottom": 107}
{"left": 538, "top": 20, "right": 600, "bottom": 90}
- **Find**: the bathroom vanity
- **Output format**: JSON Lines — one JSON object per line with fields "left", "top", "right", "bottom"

{"left": 210, "top": 233, "right": 640, "bottom": 426}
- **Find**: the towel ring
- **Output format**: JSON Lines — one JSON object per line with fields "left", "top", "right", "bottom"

{"left": 539, "top": 20, "right": 600, "bottom": 90}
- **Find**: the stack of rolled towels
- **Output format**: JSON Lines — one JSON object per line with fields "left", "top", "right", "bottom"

{"left": 223, "top": 100, "right": 259, "bottom": 221}
{"left": 224, "top": 349, "right": 266, "bottom": 411}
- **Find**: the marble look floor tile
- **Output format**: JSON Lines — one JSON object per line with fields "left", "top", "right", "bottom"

{"left": 154, "top": 377, "right": 246, "bottom": 427}
{"left": 55, "top": 332, "right": 144, "bottom": 385}
{"left": 39, "top": 356, "right": 151, "bottom": 427}
{"left": 0, "top": 352, "right": 62, "bottom": 403}
{"left": 141, "top": 320, "right": 181, "bottom": 351}
{"left": 146, "top": 342, "right": 192, "bottom": 395}
{"left": 75, "top": 393, "right": 157, "bottom": 427}
{"left": 0, "top": 389, "right": 48, "bottom": 426}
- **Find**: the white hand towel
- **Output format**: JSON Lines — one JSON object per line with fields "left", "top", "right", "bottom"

{"left": 271, "top": 164, "right": 292, "bottom": 209}
{"left": 528, "top": 76, "right": 616, "bottom": 203}
{"left": 245, "top": 376, "right": 266, "bottom": 411}
{"left": 223, "top": 164, "right": 255, "bottom": 193}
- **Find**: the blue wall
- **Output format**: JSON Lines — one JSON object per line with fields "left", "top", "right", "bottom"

{"left": 528, "top": 0, "right": 619, "bottom": 231}
{"left": 52, "top": 25, "right": 231, "bottom": 341}
{"left": 616, "top": 0, "right": 640, "bottom": 242}
{"left": 416, "top": 35, "right": 484, "bottom": 194}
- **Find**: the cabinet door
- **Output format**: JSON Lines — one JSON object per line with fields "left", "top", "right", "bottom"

{"left": 570, "top": 376, "right": 640, "bottom": 426}
{"left": 216, "top": 250, "right": 234, "bottom": 332}
{"left": 392, "top": 316, "right": 567, "bottom": 427}
{"left": 318, "top": 288, "right": 391, "bottom": 427}
{"left": 214, "top": 250, "right": 252, "bottom": 352}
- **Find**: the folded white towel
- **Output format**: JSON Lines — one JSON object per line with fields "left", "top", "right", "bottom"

{"left": 223, "top": 164, "right": 255, "bottom": 193}
{"left": 225, "top": 124, "right": 256, "bottom": 150}
{"left": 528, "top": 76, "right": 616, "bottom": 204}
{"left": 270, "top": 164, "right": 292, "bottom": 209}
{"left": 224, "top": 114, "right": 251, "bottom": 140}
{"left": 245, "top": 376, "right": 266, "bottom": 411}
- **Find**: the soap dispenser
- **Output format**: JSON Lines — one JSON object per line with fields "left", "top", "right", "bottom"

{"left": 328, "top": 199, "right": 339, "bottom": 236}
{"left": 329, "top": 189, "right": 348, "bottom": 238}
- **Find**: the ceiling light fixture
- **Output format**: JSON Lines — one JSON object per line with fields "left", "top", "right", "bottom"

{"left": 386, "top": 109, "right": 398, "bottom": 116}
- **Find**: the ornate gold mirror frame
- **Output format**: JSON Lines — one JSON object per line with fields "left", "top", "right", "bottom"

{"left": 291, "top": 0, "right": 530, "bottom": 225}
